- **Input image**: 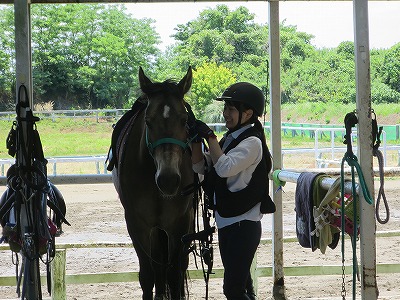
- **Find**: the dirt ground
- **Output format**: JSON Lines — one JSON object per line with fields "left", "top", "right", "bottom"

{"left": 1, "top": 177, "right": 400, "bottom": 299}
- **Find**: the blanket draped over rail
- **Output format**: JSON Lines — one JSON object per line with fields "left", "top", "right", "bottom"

{"left": 295, "top": 172, "right": 340, "bottom": 252}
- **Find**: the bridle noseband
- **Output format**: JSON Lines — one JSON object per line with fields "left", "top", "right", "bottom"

{"left": 145, "top": 126, "right": 190, "bottom": 155}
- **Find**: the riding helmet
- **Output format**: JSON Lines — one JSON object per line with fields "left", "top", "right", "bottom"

{"left": 216, "top": 82, "right": 265, "bottom": 116}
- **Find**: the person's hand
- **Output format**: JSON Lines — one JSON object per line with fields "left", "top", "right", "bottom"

{"left": 195, "top": 120, "right": 217, "bottom": 140}
{"left": 184, "top": 102, "right": 196, "bottom": 129}
{"left": 185, "top": 102, "right": 202, "bottom": 143}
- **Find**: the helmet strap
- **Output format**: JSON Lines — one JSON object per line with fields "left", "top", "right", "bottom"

{"left": 234, "top": 110, "right": 243, "bottom": 131}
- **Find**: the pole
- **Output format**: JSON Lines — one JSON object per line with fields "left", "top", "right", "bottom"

{"left": 353, "top": 0, "right": 377, "bottom": 298}
{"left": 268, "top": 1, "right": 286, "bottom": 299}
{"left": 14, "top": 0, "right": 33, "bottom": 106}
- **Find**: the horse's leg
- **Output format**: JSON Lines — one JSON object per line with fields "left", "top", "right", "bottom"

{"left": 168, "top": 211, "right": 193, "bottom": 300}
{"left": 178, "top": 249, "right": 190, "bottom": 300}
{"left": 134, "top": 244, "right": 155, "bottom": 300}
{"left": 151, "top": 228, "right": 168, "bottom": 299}
{"left": 167, "top": 243, "right": 189, "bottom": 300}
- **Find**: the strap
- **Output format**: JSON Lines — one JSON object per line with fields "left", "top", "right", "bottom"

{"left": 374, "top": 149, "right": 389, "bottom": 224}
{"left": 340, "top": 110, "right": 375, "bottom": 299}
{"left": 371, "top": 110, "right": 389, "bottom": 224}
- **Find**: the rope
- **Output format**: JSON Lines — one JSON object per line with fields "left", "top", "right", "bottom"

{"left": 374, "top": 148, "right": 389, "bottom": 224}
{"left": 340, "top": 111, "right": 374, "bottom": 300}
{"left": 372, "top": 114, "right": 390, "bottom": 224}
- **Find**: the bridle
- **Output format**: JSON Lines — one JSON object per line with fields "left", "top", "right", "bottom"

{"left": 145, "top": 125, "right": 190, "bottom": 155}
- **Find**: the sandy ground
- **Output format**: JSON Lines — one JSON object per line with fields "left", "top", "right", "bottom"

{"left": 1, "top": 177, "right": 400, "bottom": 299}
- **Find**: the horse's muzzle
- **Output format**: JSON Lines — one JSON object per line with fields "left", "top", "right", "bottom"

{"left": 156, "top": 172, "right": 181, "bottom": 196}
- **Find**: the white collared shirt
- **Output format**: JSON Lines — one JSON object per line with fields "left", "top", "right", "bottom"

{"left": 193, "top": 124, "right": 264, "bottom": 228}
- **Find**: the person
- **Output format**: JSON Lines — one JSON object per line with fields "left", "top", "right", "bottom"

{"left": 190, "top": 82, "right": 275, "bottom": 300}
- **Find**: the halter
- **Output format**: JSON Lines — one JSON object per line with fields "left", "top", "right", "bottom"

{"left": 145, "top": 126, "right": 190, "bottom": 155}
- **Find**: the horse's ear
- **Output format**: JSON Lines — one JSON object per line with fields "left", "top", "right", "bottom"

{"left": 138, "top": 66, "right": 153, "bottom": 93}
{"left": 178, "top": 66, "right": 192, "bottom": 95}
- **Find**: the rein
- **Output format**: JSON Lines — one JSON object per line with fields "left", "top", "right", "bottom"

{"left": 181, "top": 174, "right": 215, "bottom": 300}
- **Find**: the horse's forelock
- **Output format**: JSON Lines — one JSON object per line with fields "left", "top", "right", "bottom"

{"left": 142, "top": 80, "right": 185, "bottom": 100}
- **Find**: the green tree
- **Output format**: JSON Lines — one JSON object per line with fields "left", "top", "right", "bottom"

{"left": 31, "top": 4, "right": 160, "bottom": 109}
{"left": 172, "top": 5, "right": 266, "bottom": 68}
{"left": 380, "top": 43, "right": 400, "bottom": 93}
{"left": 282, "top": 48, "right": 356, "bottom": 104}
{"left": 280, "top": 23, "right": 315, "bottom": 71}
{"left": 187, "top": 62, "right": 235, "bottom": 119}
{"left": 0, "top": 6, "right": 15, "bottom": 110}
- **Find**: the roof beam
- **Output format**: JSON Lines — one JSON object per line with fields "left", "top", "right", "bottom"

{"left": 1, "top": 0, "right": 398, "bottom": 4}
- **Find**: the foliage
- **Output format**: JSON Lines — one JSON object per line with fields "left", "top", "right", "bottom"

{"left": 0, "top": 6, "right": 15, "bottom": 110}
{"left": 187, "top": 62, "right": 235, "bottom": 117}
{"left": 0, "top": 4, "right": 160, "bottom": 110}
{"left": 379, "top": 43, "right": 400, "bottom": 92}
{"left": 371, "top": 80, "right": 400, "bottom": 104}
{"left": 282, "top": 47, "right": 357, "bottom": 104}
{"left": 0, "top": 4, "right": 399, "bottom": 115}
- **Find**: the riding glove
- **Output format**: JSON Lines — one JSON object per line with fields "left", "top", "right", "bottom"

{"left": 195, "top": 120, "right": 217, "bottom": 140}
{"left": 184, "top": 102, "right": 202, "bottom": 143}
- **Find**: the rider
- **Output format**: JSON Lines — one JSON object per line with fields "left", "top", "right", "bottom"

{"left": 191, "top": 82, "right": 275, "bottom": 300}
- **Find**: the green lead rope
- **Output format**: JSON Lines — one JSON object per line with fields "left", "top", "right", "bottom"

{"left": 340, "top": 111, "right": 373, "bottom": 300}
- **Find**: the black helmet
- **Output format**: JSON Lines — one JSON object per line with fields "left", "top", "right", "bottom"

{"left": 216, "top": 82, "right": 265, "bottom": 116}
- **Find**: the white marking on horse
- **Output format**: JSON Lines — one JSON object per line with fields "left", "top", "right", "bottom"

{"left": 163, "top": 105, "right": 170, "bottom": 119}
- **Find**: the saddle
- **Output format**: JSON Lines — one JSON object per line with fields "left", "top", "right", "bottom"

{"left": 106, "top": 99, "right": 146, "bottom": 171}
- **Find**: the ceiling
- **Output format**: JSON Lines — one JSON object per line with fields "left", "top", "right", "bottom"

{"left": 2, "top": 0, "right": 394, "bottom": 4}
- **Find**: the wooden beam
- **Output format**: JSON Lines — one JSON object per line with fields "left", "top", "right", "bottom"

{"left": 1, "top": 0, "right": 399, "bottom": 4}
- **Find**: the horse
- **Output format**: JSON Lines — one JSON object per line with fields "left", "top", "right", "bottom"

{"left": 111, "top": 67, "right": 195, "bottom": 300}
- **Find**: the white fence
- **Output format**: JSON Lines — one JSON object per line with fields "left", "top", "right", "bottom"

{"left": 0, "top": 109, "right": 129, "bottom": 122}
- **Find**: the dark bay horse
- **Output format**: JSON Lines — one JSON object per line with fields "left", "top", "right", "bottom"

{"left": 112, "top": 67, "right": 195, "bottom": 300}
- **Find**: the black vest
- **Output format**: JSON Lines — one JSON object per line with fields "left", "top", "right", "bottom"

{"left": 204, "top": 127, "right": 275, "bottom": 218}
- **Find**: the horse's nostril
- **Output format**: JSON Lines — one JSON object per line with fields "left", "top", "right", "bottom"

{"left": 156, "top": 173, "right": 180, "bottom": 196}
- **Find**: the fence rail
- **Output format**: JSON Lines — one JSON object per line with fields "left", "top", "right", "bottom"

{"left": 0, "top": 109, "right": 129, "bottom": 122}
{"left": 1, "top": 143, "right": 400, "bottom": 182}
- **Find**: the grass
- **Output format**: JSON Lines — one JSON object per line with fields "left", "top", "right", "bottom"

{"left": 0, "top": 118, "right": 115, "bottom": 158}
{"left": 0, "top": 102, "right": 399, "bottom": 160}
{"left": 267, "top": 102, "right": 400, "bottom": 125}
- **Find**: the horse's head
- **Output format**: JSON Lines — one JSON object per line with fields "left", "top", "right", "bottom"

{"left": 139, "top": 67, "right": 193, "bottom": 197}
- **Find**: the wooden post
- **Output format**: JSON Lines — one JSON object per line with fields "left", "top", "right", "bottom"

{"left": 51, "top": 249, "right": 67, "bottom": 300}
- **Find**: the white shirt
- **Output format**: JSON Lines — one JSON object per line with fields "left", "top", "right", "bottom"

{"left": 193, "top": 124, "right": 264, "bottom": 228}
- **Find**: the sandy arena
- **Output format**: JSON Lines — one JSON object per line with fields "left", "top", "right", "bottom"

{"left": 0, "top": 178, "right": 400, "bottom": 299}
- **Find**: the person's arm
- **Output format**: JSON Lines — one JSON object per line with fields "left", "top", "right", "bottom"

{"left": 191, "top": 142, "right": 204, "bottom": 165}
{"left": 206, "top": 136, "right": 223, "bottom": 165}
